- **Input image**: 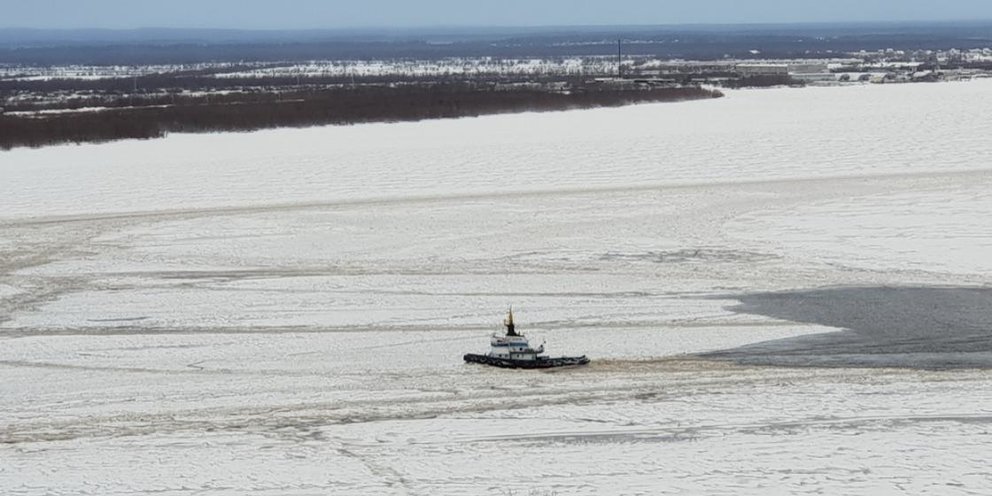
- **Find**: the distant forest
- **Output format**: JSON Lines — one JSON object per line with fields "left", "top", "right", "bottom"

{"left": 0, "top": 84, "right": 723, "bottom": 149}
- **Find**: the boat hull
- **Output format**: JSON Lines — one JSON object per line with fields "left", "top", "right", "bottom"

{"left": 463, "top": 353, "right": 590, "bottom": 369}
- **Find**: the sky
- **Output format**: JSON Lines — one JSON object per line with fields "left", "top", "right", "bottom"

{"left": 3, "top": 0, "right": 992, "bottom": 30}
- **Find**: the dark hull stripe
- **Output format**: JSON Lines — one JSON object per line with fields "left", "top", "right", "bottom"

{"left": 463, "top": 354, "right": 590, "bottom": 369}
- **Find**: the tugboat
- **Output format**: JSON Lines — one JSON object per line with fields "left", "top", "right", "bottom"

{"left": 464, "top": 309, "right": 590, "bottom": 369}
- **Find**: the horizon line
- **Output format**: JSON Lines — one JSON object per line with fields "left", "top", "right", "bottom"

{"left": 3, "top": 18, "right": 992, "bottom": 33}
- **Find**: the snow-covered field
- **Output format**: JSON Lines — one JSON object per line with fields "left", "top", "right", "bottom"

{"left": 213, "top": 58, "right": 599, "bottom": 78}
{"left": 3, "top": 81, "right": 992, "bottom": 495}
{"left": 0, "top": 63, "right": 240, "bottom": 81}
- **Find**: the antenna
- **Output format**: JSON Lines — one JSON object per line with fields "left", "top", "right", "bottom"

{"left": 617, "top": 38, "right": 622, "bottom": 79}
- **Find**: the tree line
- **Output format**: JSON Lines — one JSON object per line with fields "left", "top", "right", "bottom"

{"left": 1, "top": 83, "right": 722, "bottom": 149}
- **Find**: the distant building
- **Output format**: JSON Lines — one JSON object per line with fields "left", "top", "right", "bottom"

{"left": 792, "top": 73, "right": 839, "bottom": 83}
{"left": 788, "top": 63, "right": 829, "bottom": 74}
{"left": 736, "top": 64, "right": 789, "bottom": 76}
{"left": 869, "top": 73, "right": 895, "bottom": 84}
{"left": 589, "top": 78, "right": 658, "bottom": 89}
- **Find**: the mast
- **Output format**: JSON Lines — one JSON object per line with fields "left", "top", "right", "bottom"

{"left": 617, "top": 38, "right": 622, "bottom": 79}
{"left": 505, "top": 307, "right": 518, "bottom": 336}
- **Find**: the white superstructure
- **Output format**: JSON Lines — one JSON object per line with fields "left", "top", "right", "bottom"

{"left": 488, "top": 309, "right": 544, "bottom": 361}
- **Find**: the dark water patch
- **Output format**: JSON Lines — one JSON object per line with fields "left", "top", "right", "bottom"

{"left": 705, "top": 287, "right": 992, "bottom": 370}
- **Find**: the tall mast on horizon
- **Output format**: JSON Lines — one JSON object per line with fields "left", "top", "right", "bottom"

{"left": 617, "top": 38, "right": 622, "bottom": 79}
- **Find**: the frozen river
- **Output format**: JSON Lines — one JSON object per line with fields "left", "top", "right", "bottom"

{"left": 3, "top": 81, "right": 992, "bottom": 495}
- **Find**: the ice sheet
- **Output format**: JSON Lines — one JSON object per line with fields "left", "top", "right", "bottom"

{"left": 3, "top": 81, "right": 992, "bottom": 495}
